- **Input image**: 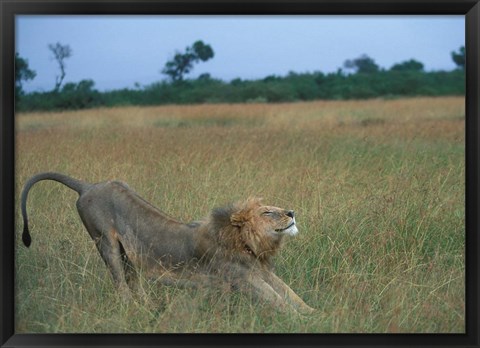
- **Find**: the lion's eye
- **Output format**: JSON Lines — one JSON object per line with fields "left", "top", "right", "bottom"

{"left": 262, "top": 211, "right": 273, "bottom": 216}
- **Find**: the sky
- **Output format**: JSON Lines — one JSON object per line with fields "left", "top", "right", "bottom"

{"left": 16, "top": 15, "right": 464, "bottom": 92}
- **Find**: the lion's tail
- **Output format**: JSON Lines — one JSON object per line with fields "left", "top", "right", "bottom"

{"left": 21, "top": 172, "right": 91, "bottom": 248}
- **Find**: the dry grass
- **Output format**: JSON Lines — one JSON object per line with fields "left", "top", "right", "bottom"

{"left": 15, "top": 97, "right": 464, "bottom": 333}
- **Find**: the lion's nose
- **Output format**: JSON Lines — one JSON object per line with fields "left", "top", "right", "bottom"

{"left": 286, "top": 210, "right": 295, "bottom": 218}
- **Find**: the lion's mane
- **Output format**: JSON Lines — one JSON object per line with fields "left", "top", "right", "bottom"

{"left": 207, "top": 198, "right": 284, "bottom": 266}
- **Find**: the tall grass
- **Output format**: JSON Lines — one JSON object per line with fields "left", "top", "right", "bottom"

{"left": 15, "top": 97, "right": 464, "bottom": 333}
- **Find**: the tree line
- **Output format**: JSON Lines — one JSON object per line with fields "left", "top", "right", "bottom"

{"left": 15, "top": 42, "right": 465, "bottom": 112}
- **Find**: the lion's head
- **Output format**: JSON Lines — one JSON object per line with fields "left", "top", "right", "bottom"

{"left": 210, "top": 198, "right": 298, "bottom": 265}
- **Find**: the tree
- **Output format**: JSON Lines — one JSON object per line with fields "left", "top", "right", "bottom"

{"left": 15, "top": 53, "right": 36, "bottom": 96}
{"left": 162, "top": 40, "right": 214, "bottom": 82}
{"left": 390, "top": 59, "right": 424, "bottom": 72}
{"left": 48, "top": 42, "right": 72, "bottom": 91}
{"left": 451, "top": 46, "right": 465, "bottom": 70}
{"left": 344, "top": 54, "right": 379, "bottom": 74}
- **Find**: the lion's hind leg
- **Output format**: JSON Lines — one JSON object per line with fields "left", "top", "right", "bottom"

{"left": 83, "top": 221, "right": 132, "bottom": 300}
{"left": 76, "top": 186, "right": 138, "bottom": 300}
{"left": 118, "top": 240, "right": 150, "bottom": 300}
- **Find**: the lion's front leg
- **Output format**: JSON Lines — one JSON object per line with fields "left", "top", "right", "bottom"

{"left": 155, "top": 271, "right": 232, "bottom": 293}
{"left": 239, "top": 274, "right": 297, "bottom": 314}
{"left": 262, "top": 270, "right": 315, "bottom": 314}
{"left": 221, "top": 264, "right": 300, "bottom": 314}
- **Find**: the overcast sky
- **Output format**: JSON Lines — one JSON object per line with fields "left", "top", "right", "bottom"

{"left": 16, "top": 15, "right": 464, "bottom": 92}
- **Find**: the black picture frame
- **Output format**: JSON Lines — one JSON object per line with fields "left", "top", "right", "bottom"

{"left": 1, "top": 1, "right": 479, "bottom": 347}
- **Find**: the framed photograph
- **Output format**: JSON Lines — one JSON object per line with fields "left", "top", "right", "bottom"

{"left": 1, "top": 1, "right": 478, "bottom": 347}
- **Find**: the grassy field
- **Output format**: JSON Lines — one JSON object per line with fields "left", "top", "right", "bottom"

{"left": 15, "top": 97, "right": 465, "bottom": 333}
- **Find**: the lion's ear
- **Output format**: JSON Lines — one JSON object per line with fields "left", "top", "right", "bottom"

{"left": 230, "top": 212, "right": 245, "bottom": 227}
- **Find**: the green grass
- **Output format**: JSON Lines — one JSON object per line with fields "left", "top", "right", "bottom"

{"left": 15, "top": 97, "right": 465, "bottom": 333}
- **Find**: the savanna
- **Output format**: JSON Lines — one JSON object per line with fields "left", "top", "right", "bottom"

{"left": 15, "top": 97, "right": 465, "bottom": 333}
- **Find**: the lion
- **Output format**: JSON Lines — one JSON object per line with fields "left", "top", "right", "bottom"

{"left": 21, "top": 172, "right": 315, "bottom": 314}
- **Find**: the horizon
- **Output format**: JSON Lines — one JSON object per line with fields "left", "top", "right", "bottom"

{"left": 16, "top": 15, "right": 464, "bottom": 93}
